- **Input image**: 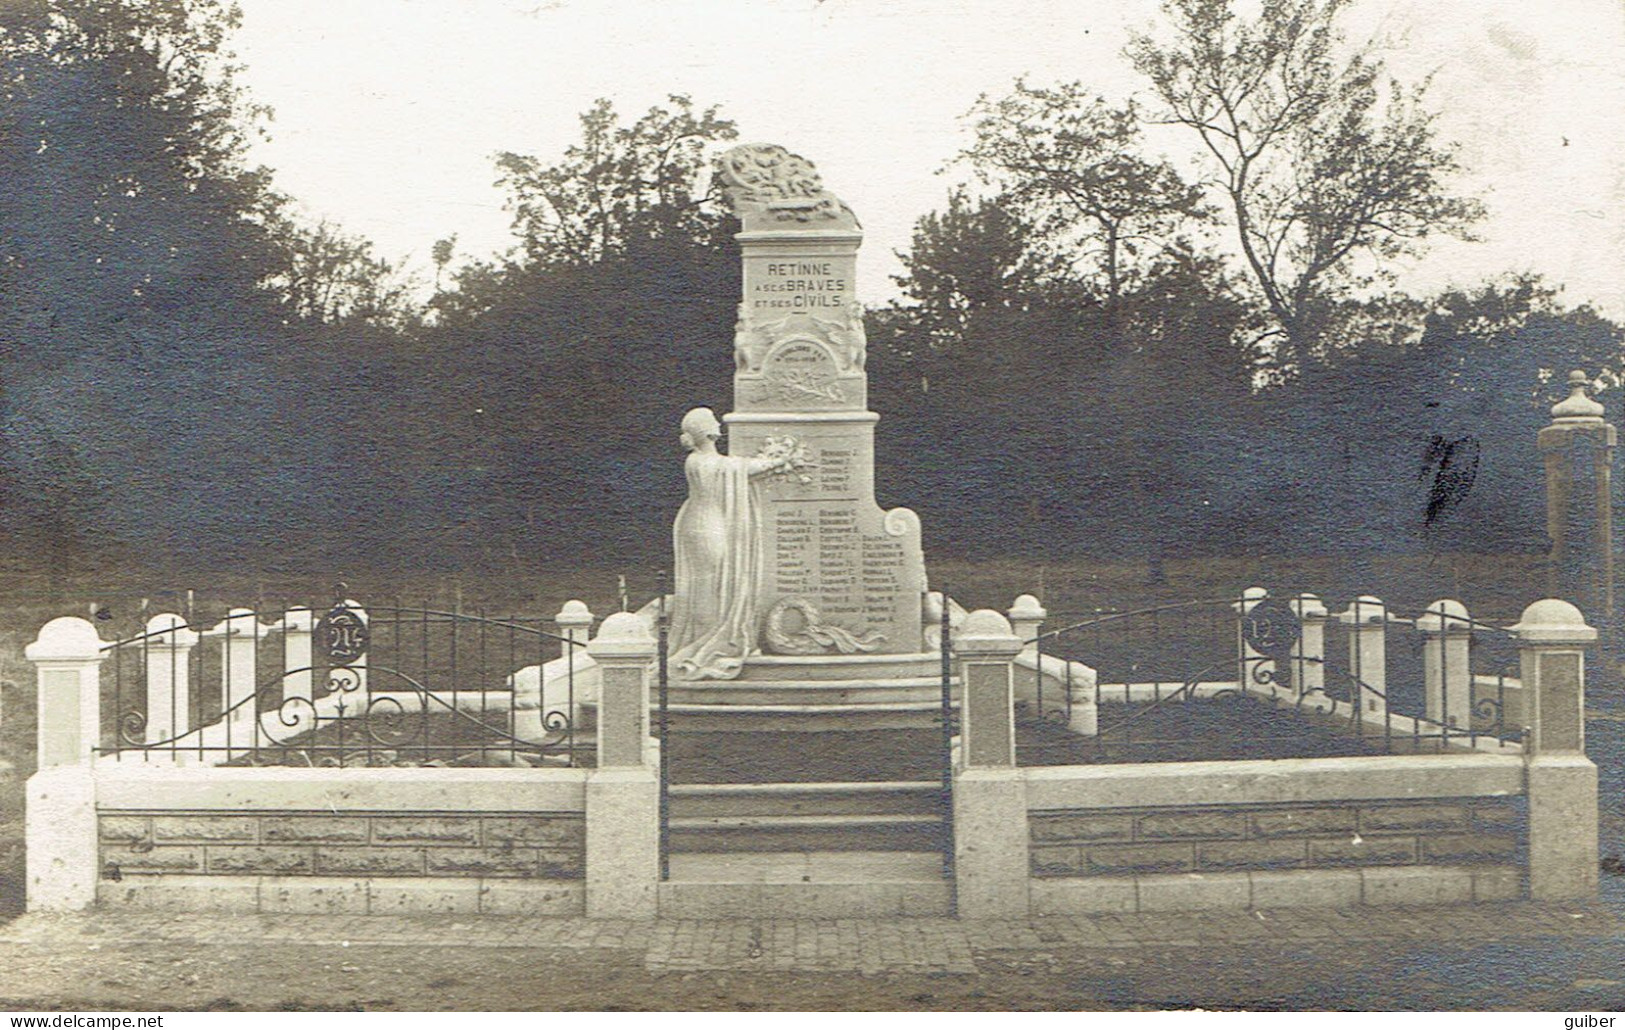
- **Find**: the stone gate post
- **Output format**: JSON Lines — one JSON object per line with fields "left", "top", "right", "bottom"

{"left": 1290, "top": 593, "right": 1330, "bottom": 709}
{"left": 952, "top": 609, "right": 1028, "bottom": 918}
{"left": 1540, "top": 371, "right": 1615, "bottom": 636}
{"left": 584, "top": 611, "right": 659, "bottom": 919}
{"left": 1235, "top": 587, "right": 1275, "bottom": 697}
{"left": 25, "top": 617, "right": 107, "bottom": 911}
{"left": 1511, "top": 599, "right": 1599, "bottom": 900}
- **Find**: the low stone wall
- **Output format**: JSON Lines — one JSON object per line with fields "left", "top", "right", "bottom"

{"left": 99, "top": 811, "right": 585, "bottom": 879}
{"left": 46, "top": 765, "right": 593, "bottom": 915}
{"left": 1029, "top": 798, "right": 1521, "bottom": 878}
{"left": 1007, "top": 753, "right": 1535, "bottom": 915}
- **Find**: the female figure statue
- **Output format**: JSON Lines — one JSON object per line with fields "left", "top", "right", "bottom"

{"left": 669, "top": 407, "right": 786, "bottom": 679}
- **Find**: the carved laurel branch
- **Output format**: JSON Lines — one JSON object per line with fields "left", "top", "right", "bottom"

{"left": 765, "top": 369, "right": 844, "bottom": 403}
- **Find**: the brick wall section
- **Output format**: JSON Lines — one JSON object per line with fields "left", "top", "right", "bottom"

{"left": 98, "top": 812, "right": 585, "bottom": 880}
{"left": 1029, "top": 799, "right": 1521, "bottom": 878}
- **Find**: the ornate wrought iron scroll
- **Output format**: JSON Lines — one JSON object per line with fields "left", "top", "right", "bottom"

{"left": 317, "top": 602, "right": 369, "bottom": 664}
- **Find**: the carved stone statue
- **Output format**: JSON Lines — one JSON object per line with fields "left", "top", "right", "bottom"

{"left": 668, "top": 407, "right": 787, "bottom": 679}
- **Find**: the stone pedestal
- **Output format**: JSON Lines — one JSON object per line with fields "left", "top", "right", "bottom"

{"left": 584, "top": 612, "right": 659, "bottom": 918}
{"left": 715, "top": 144, "right": 926, "bottom": 657}
{"left": 1511, "top": 598, "right": 1600, "bottom": 901}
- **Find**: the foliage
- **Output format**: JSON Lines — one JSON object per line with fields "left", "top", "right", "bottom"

{"left": 0, "top": 0, "right": 281, "bottom": 359}
{"left": 490, "top": 95, "right": 737, "bottom": 271}
{"left": 962, "top": 81, "right": 1209, "bottom": 321}
{"left": 1127, "top": 0, "right": 1484, "bottom": 368}
{"left": 889, "top": 191, "right": 1066, "bottom": 354}
{"left": 262, "top": 214, "right": 421, "bottom": 330}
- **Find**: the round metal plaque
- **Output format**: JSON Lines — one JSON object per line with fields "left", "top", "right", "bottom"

{"left": 1241, "top": 598, "right": 1301, "bottom": 657}
{"left": 317, "top": 604, "right": 369, "bottom": 664}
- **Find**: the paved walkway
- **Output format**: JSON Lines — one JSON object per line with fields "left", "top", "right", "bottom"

{"left": 2, "top": 899, "right": 1619, "bottom": 977}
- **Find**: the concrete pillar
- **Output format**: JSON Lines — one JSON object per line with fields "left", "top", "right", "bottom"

{"left": 954, "top": 609, "right": 1022, "bottom": 769}
{"left": 514, "top": 600, "right": 595, "bottom": 743}
{"left": 1540, "top": 371, "right": 1615, "bottom": 635}
{"left": 1337, "top": 595, "right": 1388, "bottom": 720}
{"left": 208, "top": 607, "right": 265, "bottom": 734}
{"left": 1289, "top": 593, "right": 1330, "bottom": 701}
{"left": 26, "top": 617, "right": 107, "bottom": 769}
{"left": 1007, "top": 594, "right": 1045, "bottom": 660}
{"left": 584, "top": 611, "right": 658, "bottom": 919}
{"left": 952, "top": 610, "right": 1028, "bottom": 918}
{"left": 142, "top": 613, "right": 197, "bottom": 745}
{"left": 1008, "top": 593, "right": 1050, "bottom": 724}
{"left": 1511, "top": 598, "right": 1599, "bottom": 900}
{"left": 24, "top": 617, "right": 105, "bottom": 912}
{"left": 1418, "top": 599, "right": 1473, "bottom": 731}
{"left": 25, "top": 765, "right": 97, "bottom": 911}
{"left": 281, "top": 607, "right": 315, "bottom": 708}
{"left": 556, "top": 598, "right": 595, "bottom": 720}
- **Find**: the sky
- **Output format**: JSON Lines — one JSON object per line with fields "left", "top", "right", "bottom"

{"left": 230, "top": 0, "right": 1625, "bottom": 319}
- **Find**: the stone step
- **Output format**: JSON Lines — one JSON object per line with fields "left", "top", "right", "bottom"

{"left": 668, "top": 780, "right": 943, "bottom": 818}
{"left": 661, "top": 701, "right": 955, "bottom": 733}
{"left": 659, "top": 850, "right": 951, "bottom": 917}
{"left": 664, "top": 676, "right": 955, "bottom": 707}
{"left": 664, "top": 727, "right": 946, "bottom": 784}
{"left": 667, "top": 812, "right": 945, "bottom": 853}
{"left": 734, "top": 653, "right": 946, "bottom": 682}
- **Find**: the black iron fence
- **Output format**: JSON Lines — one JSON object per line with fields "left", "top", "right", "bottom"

{"left": 97, "top": 595, "right": 588, "bottom": 767}
{"left": 1015, "top": 592, "right": 1524, "bottom": 765}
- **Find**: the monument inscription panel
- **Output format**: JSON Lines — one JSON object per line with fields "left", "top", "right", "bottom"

{"left": 714, "top": 143, "right": 927, "bottom": 655}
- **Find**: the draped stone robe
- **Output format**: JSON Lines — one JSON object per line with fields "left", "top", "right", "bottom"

{"left": 669, "top": 450, "right": 772, "bottom": 679}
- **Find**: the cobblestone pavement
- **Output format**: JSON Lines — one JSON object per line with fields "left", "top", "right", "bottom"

{"left": 1, "top": 899, "right": 1619, "bottom": 978}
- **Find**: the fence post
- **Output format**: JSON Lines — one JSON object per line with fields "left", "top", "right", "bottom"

{"left": 208, "top": 607, "right": 264, "bottom": 736}
{"left": 556, "top": 599, "right": 595, "bottom": 730}
{"left": 952, "top": 609, "right": 1029, "bottom": 918}
{"left": 1511, "top": 599, "right": 1599, "bottom": 900}
{"left": 143, "top": 613, "right": 197, "bottom": 746}
{"left": 1008, "top": 593, "right": 1049, "bottom": 725}
{"left": 1007, "top": 594, "right": 1045, "bottom": 661}
{"left": 281, "top": 607, "right": 314, "bottom": 707}
{"left": 583, "top": 611, "right": 659, "bottom": 919}
{"left": 24, "top": 617, "right": 106, "bottom": 911}
{"left": 1419, "top": 599, "right": 1473, "bottom": 732}
{"left": 1290, "top": 593, "right": 1330, "bottom": 702}
{"left": 514, "top": 600, "right": 595, "bottom": 743}
{"left": 1337, "top": 595, "right": 1388, "bottom": 722}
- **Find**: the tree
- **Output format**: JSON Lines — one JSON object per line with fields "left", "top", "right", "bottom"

{"left": 1127, "top": 0, "right": 1484, "bottom": 369}
{"left": 962, "top": 81, "right": 1209, "bottom": 329}
{"left": 889, "top": 191, "right": 1063, "bottom": 355}
{"left": 0, "top": 0, "right": 283, "bottom": 359}
{"left": 263, "top": 213, "right": 420, "bottom": 329}
{"left": 419, "top": 95, "right": 743, "bottom": 566}
{"left": 491, "top": 95, "right": 737, "bottom": 270}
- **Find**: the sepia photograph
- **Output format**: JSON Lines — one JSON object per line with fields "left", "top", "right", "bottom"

{"left": 0, "top": 0, "right": 1621, "bottom": 1014}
